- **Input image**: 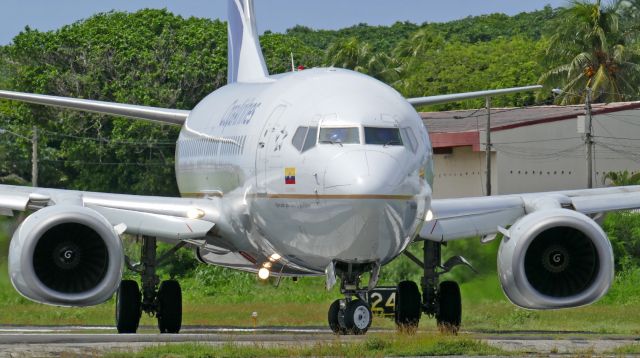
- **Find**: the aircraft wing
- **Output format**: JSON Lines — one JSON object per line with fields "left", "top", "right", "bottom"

{"left": 420, "top": 185, "right": 640, "bottom": 241}
{"left": 0, "top": 90, "right": 189, "bottom": 125}
{"left": 0, "top": 184, "right": 219, "bottom": 242}
{"left": 406, "top": 85, "right": 542, "bottom": 107}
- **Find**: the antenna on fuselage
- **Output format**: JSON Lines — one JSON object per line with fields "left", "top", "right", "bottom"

{"left": 290, "top": 52, "right": 295, "bottom": 72}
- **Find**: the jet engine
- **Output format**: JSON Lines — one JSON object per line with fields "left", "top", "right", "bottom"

{"left": 497, "top": 208, "right": 614, "bottom": 309}
{"left": 9, "top": 205, "right": 123, "bottom": 306}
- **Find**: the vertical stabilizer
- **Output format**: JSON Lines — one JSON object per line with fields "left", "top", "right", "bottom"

{"left": 227, "top": 0, "right": 270, "bottom": 83}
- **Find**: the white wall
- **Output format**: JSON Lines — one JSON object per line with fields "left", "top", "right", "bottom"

{"left": 432, "top": 108, "right": 640, "bottom": 198}
{"left": 432, "top": 146, "right": 496, "bottom": 198}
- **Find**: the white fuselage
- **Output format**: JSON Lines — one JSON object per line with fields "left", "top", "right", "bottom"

{"left": 175, "top": 68, "right": 433, "bottom": 275}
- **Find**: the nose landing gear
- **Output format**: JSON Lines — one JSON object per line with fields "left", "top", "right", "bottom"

{"left": 327, "top": 262, "right": 376, "bottom": 335}
{"left": 328, "top": 298, "right": 372, "bottom": 335}
{"left": 327, "top": 241, "right": 472, "bottom": 335}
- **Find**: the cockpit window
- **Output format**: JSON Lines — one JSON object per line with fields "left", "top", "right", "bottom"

{"left": 401, "top": 127, "right": 419, "bottom": 153}
{"left": 302, "top": 127, "right": 318, "bottom": 152}
{"left": 292, "top": 127, "right": 307, "bottom": 151}
{"left": 319, "top": 127, "right": 360, "bottom": 145}
{"left": 292, "top": 126, "right": 318, "bottom": 152}
{"left": 365, "top": 127, "right": 403, "bottom": 146}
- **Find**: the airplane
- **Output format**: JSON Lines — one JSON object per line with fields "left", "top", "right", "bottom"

{"left": 0, "top": 0, "right": 638, "bottom": 335}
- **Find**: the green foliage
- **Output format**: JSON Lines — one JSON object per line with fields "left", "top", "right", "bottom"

{"left": 397, "top": 37, "right": 544, "bottom": 110}
{"left": 0, "top": 9, "right": 229, "bottom": 194}
{"left": 603, "top": 211, "right": 640, "bottom": 270}
{"left": 0, "top": 8, "right": 640, "bottom": 318}
{"left": 603, "top": 170, "right": 640, "bottom": 186}
{"left": 157, "top": 243, "right": 199, "bottom": 279}
{"left": 538, "top": 0, "right": 640, "bottom": 104}
{"left": 435, "top": 7, "right": 560, "bottom": 42}
{"left": 190, "top": 264, "right": 255, "bottom": 297}
{"left": 4, "top": 4, "right": 639, "bottom": 193}
{"left": 598, "top": 266, "right": 640, "bottom": 305}
{"left": 287, "top": 22, "right": 420, "bottom": 52}
{"left": 106, "top": 335, "right": 505, "bottom": 358}
{"left": 260, "top": 33, "right": 323, "bottom": 73}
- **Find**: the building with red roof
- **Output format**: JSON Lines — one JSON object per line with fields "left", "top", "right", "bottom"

{"left": 422, "top": 102, "right": 640, "bottom": 198}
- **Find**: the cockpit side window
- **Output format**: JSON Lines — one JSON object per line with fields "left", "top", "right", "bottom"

{"left": 292, "top": 126, "right": 308, "bottom": 151}
{"left": 292, "top": 126, "right": 318, "bottom": 152}
{"left": 401, "top": 127, "right": 419, "bottom": 153}
{"left": 364, "top": 127, "right": 403, "bottom": 146}
{"left": 302, "top": 126, "right": 318, "bottom": 152}
{"left": 319, "top": 127, "right": 360, "bottom": 145}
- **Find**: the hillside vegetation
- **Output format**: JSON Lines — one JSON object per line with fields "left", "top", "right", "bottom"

{"left": 0, "top": 1, "right": 639, "bottom": 310}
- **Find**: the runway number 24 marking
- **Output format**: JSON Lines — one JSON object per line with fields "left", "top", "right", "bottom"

{"left": 368, "top": 287, "right": 396, "bottom": 317}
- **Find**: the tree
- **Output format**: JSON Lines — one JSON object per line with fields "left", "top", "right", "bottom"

{"left": 396, "top": 37, "right": 543, "bottom": 110}
{"left": 324, "top": 37, "right": 400, "bottom": 83}
{"left": 324, "top": 37, "right": 373, "bottom": 73}
{"left": 259, "top": 33, "right": 323, "bottom": 74}
{"left": 0, "top": 10, "right": 229, "bottom": 195}
{"left": 603, "top": 170, "right": 640, "bottom": 186}
{"left": 538, "top": 0, "right": 640, "bottom": 104}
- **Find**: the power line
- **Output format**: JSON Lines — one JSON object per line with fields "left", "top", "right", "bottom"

{"left": 491, "top": 136, "right": 581, "bottom": 145}
{"left": 40, "top": 159, "right": 173, "bottom": 167}
{"left": 41, "top": 130, "right": 177, "bottom": 146}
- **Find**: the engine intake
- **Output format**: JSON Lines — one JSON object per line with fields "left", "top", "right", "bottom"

{"left": 9, "top": 205, "right": 123, "bottom": 306}
{"left": 498, "top": 209, "right": 613, "bottom": 309}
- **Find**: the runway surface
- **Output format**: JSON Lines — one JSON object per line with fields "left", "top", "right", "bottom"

{"left": 0, "top": 326, "right": 637, "bottom": 357}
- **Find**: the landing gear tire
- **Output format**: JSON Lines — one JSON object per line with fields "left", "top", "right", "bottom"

{"left": 157, "top": 280, "right": 182, "bottom": 333}
{"left": 116, "top": 280, "right": 142, "bottom": 334}
{"left": 328, "top": 299, "right": 347, "bottom": 335}
{"left": 395, "top": 280, "right": 421, "bottom": 331}
{"left": 436, "top": 281, "right": 461, "bottom": 334}
{"left": 343, "top": 299, "right": 372, "bottom": 335}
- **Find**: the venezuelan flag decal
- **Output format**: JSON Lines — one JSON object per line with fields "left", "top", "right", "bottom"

{"left": 285, "top": 167, "right": 296, "bottom": 185}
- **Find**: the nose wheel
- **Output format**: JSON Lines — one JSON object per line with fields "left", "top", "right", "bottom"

{"left": 328, "top": 299, "right": 372, "bottom": 335}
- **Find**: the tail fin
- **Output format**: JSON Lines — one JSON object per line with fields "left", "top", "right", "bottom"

{"left": 227, "top": 0, "right": 269, "bottom": 83}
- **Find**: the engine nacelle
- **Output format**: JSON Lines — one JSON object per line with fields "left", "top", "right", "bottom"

{"left": 498, "top": 208, "right": 614, "bottom": 309}
{"left": 8, "top": 205, "right": 124, "bottom": 306}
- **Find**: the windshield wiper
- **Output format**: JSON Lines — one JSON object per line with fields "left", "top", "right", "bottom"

{"left": 319, "top": 140, "right": 343, "bottom": 147}
{"left": 383, "top": 140, "right": 402, "bottom": 147}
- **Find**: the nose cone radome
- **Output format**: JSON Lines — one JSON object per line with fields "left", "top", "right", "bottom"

{"left": 323, "top": 150, "right": 402, "bottom": 195}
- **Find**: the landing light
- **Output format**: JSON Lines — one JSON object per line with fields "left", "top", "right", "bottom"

{"left": 258, "top": 267, "right": 270, "bottom": 280}
{"left": 425, "top": 210, "right": 434, "bottom": 222}
{"left": 187, "top": 208, "right": 205, "bottom": 219}
{"left": 269, "top": 253, "right": 281, "bottom": 262}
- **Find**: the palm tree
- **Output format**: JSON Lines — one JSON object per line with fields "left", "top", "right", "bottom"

{"left": 392, "top": 28, "right": 445, "bottom": 94}
{"left": 394, "top": 28, "right": 445, "bottom": 60}
{"left": 538, "top": 0, "right": 640, "bottom": 104}
{"left": 324, "top": 37, "right": 401, "bottom": 84}
{"left": 325, "top": 37, "right": 373, "bottom": 74}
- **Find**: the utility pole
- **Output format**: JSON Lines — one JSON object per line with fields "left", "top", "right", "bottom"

{"left": 485, "top": 97, "right": 492, "bottom": 196}
{"left": 585, "top": 88, "right": 593, "bottom": 188}
{"left": 31, "top": 126, "right": 38, "bottom": 187}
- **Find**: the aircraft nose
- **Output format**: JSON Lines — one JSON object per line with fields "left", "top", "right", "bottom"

{"left": 323, "top": 150, "right": 402, "bottom": 195}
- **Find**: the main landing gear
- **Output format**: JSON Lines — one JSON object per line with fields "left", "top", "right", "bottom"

{"left": 116, "top": 236, "right": 185, "bottom": 334}
{"left": 398, "top": 240, "right": 473, "bottom": 333}
{"left": 327, "top": 241, "right": 473, "bottom": 335}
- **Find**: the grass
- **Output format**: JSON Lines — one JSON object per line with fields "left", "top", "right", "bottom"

{"left": 105, "top": 333, "right": 507, "bottom": 357}
{"left": 2, "top": 259, "right": 640, "bottom": 335}
{"left": 1, "top": 216, "right": 640, "bottom": 335}
{"left": 614, "top": 343, "right": 640, "bottom": 354}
